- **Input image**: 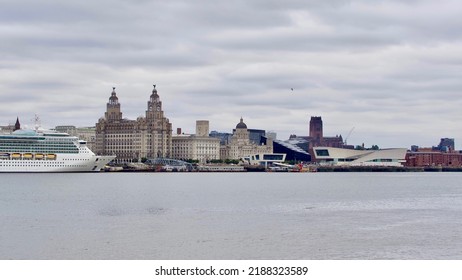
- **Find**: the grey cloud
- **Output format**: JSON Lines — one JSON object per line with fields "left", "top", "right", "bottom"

{"left": 1, "top": 0, "right": 462, "bottom": 148}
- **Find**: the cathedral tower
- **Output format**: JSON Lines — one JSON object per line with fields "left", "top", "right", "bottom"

{"left": 309, "top": 116, "right": 323, "bottom": 143}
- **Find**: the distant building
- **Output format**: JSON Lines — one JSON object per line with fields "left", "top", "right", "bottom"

{"left": 233, "top": 128, "right": 266, "bottom": 145}
{"left": 406, "top": 138, "right": 462, "bottom": 167}
{"left": 171, "top": 120, "right": 220, "bottom": 163}
{"left": 265, "top": 131, "right": 277, "bottom": 141}
{"left": 220, "top": 117, "right": 273, "bottom": 160}
{"left": 309, "top": 116, "right": 323, "bottom": 146}
{"left": 0, "top": 117, "right": 21, "bottom": 134}
{"left": 406, "top": 151, "right": 462, "bottom": 167}
{"left": 55, "top": 125, "right": 77, "bottom": 134}
{"left": 285, "top": 137, "right": 310, "bottom": 153}
{"left": 437, "top": 138, "right": 455, "bottom": 152}
{"left": 269, "top": 138, "right": 311, "bottom": 162}
{"left": 55, "top": 125, "right": 96, "bottom": 151}
{"left": 209, "top": 131, "right": 232, "bottom": 145}
{"left": 313, "top": 147, "right": 407, "bottom": 167}
{"left": 288, "top": 116, "right": 346, "bottom": 162}
{"left": 290, "top": 116, "right": 344, "bottom": 151}
{"left": 308, "top": 116, "right": 344, "bottom": 148}
{"left": 411, "top": 145, "right": 419, "bottom": 152}
{"left": 95, "top": 85, "right": 172, "bottom": 163}
{"left": 195, "top": 120, "right": 210, "bottom": 137}
{"left": 242, "top": 153, "right": 286, "bottom": 168}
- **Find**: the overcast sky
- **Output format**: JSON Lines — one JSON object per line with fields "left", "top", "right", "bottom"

{"left": 1, "top": 0, "right": 462, "bottom": 149}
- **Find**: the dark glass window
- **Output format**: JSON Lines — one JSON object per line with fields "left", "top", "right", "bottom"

{"left": 316, "top": 149, "right": 329, "bottom": 156}
{"left": 263, "top": 154, "right": 283, "bottom": 160}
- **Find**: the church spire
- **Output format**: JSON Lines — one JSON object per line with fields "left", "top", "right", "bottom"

{"left": 14, "top": 117, "right": 20, "bottom": 131}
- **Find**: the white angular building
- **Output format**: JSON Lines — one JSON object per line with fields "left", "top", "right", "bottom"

{"left": 171, "top": 120, "right": 220, "bottom": 163}
{"left": 312, "top": 147, "right": 407, "bottom": 167}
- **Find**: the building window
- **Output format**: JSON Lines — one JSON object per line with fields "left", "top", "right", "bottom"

{"left": 316, "top": 149, "right": 329, "bottom": 156}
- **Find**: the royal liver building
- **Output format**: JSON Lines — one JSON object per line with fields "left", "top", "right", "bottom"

{"left": 95, "top": 85, "right": 172, "bottom": 163}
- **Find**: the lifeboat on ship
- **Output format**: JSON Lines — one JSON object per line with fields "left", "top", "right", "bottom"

{"left": 12, "top": 153, "right": 21, "bottom": 159}
{"left": 23, "top": 153, "right": 33, "bottom": 159}
{"left": 46, "top": 154, "right": 56, "bottom": 160}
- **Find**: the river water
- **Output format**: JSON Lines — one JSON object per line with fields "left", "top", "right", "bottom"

{"left": 1, "top": 172, "right": 461, "bottom": 259}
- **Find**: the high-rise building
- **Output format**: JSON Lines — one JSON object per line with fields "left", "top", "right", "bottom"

{"left": 95, "top": 85, "right": 172, "bottom": 163}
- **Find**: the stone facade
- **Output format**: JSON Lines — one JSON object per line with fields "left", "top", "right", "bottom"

{"left": 95, "top": 85, "right": 172, "bottom": 163}
{"left": 220, "top": 117, "right": 273, "bottom": 160}
{"left": 172, "top": 120, "right": 220, "bottom": 163}
{"left": 55, "top": 125, "right": 96, "bottom": 151}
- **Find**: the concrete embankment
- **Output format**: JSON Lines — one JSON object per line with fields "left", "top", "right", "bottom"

{"left": 316, "top": 166, "right": 462, "bottom": 172}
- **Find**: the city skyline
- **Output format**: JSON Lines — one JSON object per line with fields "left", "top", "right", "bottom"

{"left": 1, "top": 1, "right": 462, "bottom": 149}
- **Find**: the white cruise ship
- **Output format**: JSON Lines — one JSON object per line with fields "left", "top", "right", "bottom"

{"left": 0, "top": 129, "right": 115, "bottom": 172}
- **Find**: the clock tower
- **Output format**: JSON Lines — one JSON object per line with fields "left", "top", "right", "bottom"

{"left": 146, "top": 85, "right": 163, "bottom": 120}
{"left": 96, "top": 85, "right": 172, "bottom": 161}
{"left": 105, "top": 87, "right": 122, "bottom": 121}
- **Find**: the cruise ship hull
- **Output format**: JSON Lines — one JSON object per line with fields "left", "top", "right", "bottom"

{"left": 0, "top": 129, "right": 116, "bottom": 173}
{"left": 0, "top": 154, "right": 115, "bottom": 172}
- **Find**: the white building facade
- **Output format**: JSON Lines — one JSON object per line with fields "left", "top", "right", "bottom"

{"left": 171, "top": 120, "right": 220, "bottom": 163}
{"left": 312, "top": 147, "right": 407, "bottom": 167}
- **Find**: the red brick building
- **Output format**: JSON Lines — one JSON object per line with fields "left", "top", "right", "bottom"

{"left": 406, "top": 151, "right": 462, "bottom": 167}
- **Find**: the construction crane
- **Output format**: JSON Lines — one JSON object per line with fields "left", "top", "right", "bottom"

{"left": 344, "top": 127, "right": 355, "bottom": 145}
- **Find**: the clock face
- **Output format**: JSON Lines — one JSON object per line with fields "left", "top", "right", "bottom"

{"left": 156, "top": 106, "right": 161, "bottom": 111}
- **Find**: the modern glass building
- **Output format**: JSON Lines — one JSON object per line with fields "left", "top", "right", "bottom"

{"left": 262, "top": 136, "right": 311, "bottom": 162}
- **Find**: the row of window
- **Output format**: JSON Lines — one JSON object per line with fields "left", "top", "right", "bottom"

{"left": 105, "top": 135, "right": 152, "bottom": 138}
{"left": 1, "top": 142, "right": 78, "bottom": 147}
{"left": 0, "top": 149, "right": 79, "bottom": 153}
{"left": 0, "top": 140, "right": 78, "bottom": 145}
{"left": 173, "top": 147, "right": 218, "bottom": 151}
{"left": 0, "top": 163, "right": 88, "bottom": 168}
